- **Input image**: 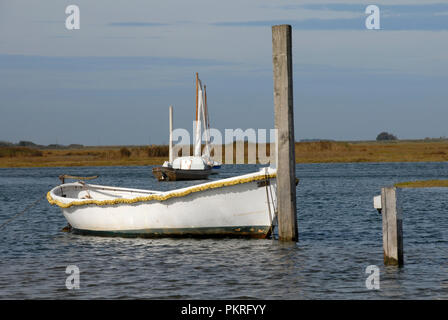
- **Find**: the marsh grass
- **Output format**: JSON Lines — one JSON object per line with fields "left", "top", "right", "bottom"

{"left": 395, "top": 180, "right": 448, "bottom": 188}
{"left": 0, "top": 147, "right": 43, "bottom": 158}
{"left": 1, "top": 140, "right": 447, "bottom": 168}
{"left": 295, "top": 140, "right": 448, "bottom": 163}
{"left": 120, "top": 147, "right": 132, "bottom": 158}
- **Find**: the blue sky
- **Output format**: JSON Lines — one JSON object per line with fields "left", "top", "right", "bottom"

{"left": 1, "top": 0, "right": 447, "bottom": 145}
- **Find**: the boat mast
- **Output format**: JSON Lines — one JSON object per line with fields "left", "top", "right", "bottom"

{"left": 204, "top": 85, "right": 208, "bottom": 130}
{"left": 205, "top": 85, "right": 211, "bottom": 141}
{"left": 169, "top": 105, "right": 173, "bottom": 163}
{"left": 195, "top": 72, "right": 199, "bottom": 157}
{"left": 195, "top": 72, "right": 198, "bottom": 127}
{"left": 203, "top": 85, "right": 211, "bottom": 158}
{"left": 194, "top": 73, "right": 203, "bottom": 157}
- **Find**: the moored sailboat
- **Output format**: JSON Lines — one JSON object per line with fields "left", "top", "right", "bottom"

{"left": 152, "top": 73, "right": 219, "bottom": 181}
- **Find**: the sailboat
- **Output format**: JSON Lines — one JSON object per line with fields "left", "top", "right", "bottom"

{"left": 152, "top": 73, "right": 219, "bottom": 181}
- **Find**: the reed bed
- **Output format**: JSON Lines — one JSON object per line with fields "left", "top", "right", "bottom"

{"left": 0, "top": 147, "right": 43, "bottom": 158}
{"left": 395, "top": 180, "right": 448, "bottom": 188}
{"left": 1, "top": 140, "right": 447, "bottom": 168}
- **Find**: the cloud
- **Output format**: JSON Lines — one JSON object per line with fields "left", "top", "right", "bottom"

{"left": 108, "top": 22, "right": 169, "bottom": 27}
{"left": 212, "top": 17, "right": 448, "bottom": 31}
{"left": 33, "top": 20, "right": 65, "bottom": 24}
{"left": 212, "top": 18, "right": 362, "bottom": 30}
{"left": 0, "top": 54, "right": 235, "bottom": 72}
{"left": 298, "top": 3, "right": 448, "bottom": 14}
{"left": 213, "top": 3, "right": 448, "bottom": 30}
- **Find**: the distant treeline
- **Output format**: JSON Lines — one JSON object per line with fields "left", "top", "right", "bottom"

{"left": 0, "top": 140, "right": 84, "bottom": 149}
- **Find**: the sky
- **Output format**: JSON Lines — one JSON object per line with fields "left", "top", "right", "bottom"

{"left": 0, "top": 0, "right": 447, "bottom": 145}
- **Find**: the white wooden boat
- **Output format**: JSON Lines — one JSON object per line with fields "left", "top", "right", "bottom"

{"left": 48, "top": 167, "right": 277, "bottom": 238}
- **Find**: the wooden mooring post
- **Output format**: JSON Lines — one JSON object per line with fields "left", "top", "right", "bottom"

{"left": 381, "top": 187, "right": 404, "bottom": 266}
{"left": 272, "top": 24, "right": 298, "bottom": 242}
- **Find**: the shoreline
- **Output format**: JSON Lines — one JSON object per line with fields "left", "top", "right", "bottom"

{"left": 395, "top": 180, "right": 448, "bottom": 188}
{"left": 1, "top": 140, "right": 448, "bottom": 168}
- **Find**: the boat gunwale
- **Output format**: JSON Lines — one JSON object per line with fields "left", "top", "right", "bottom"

{"left": 47, "top": 168, "right": 277, "bottom": 209}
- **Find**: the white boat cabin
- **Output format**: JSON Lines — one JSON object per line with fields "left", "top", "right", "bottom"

{"left": 167, "top": 156, "right": 208, "bottom": 170}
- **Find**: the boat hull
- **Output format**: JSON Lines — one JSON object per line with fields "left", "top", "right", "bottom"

{"left": 152, "top": 166, "right": 211, "bottom": 181}
{"left": 71, "top": 225, "right": 271, "bottom": 238}
{"left": 50, "top": 169, "right": 278, "bottom": 239}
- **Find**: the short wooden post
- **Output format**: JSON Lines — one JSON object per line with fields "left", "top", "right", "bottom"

{"left": 272, "top": 24, "right": 298, "bottom": 242}
{"left": 169, "top": 105, "right": 174, "bottom": 163}
{"left": 381, "top": 187, "right": 404, "bottom": 266}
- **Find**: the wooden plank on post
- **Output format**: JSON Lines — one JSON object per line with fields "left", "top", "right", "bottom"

{"left": 381, "top": 187, "right": 404, "bottom": 266}
{"left": 272, "top": 24, "right": 298, "bottom": 242}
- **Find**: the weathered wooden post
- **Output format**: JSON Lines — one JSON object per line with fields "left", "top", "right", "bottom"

{"left": 381, "top": 187, "right": 403, "bottom": 266}
{"left": 169, "top": 105, "right": 174, "bottom": 163}
{"left": 272, "top": 24, "right": 298, "bottom": 242}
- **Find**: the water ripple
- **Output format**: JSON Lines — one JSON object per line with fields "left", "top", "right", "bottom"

{"left": 0, "top": 163, "right": 447, "bottom": 299}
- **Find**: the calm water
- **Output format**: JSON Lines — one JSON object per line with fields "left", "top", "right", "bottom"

{"left": 0, "top": 163, "right": 447, "bottom": 299}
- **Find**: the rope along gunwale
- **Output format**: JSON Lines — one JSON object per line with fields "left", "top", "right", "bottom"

{"left": 48, "top": 172, "right": 277, "bottom": 209}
